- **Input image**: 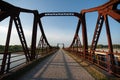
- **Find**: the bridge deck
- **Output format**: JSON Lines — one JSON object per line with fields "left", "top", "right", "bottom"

{"left": 18, "top": 49, "right": 95, "bottom": 80}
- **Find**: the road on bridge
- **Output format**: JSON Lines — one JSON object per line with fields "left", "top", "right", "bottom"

{"left": 18, "top": 49, "right": 95, "bottom": 80}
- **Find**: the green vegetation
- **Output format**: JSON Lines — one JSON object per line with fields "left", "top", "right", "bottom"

{"left": 0, "top": 45, "right": 23, "bottom": 52}
{"left": 0, "top": 45, "right": 5, "bottom": 52}
{"left": 0, "top": 44, "right": 119, "bottom": 52}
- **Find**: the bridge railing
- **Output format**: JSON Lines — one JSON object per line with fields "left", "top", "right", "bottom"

{"left": 65, "top": 48, "right": 120, "bottom": 77}
{"left": 0, "top": 51, "right": 26, "bottom": 74}
{"left": 0, "top": 47, "right": 58, "bottom": 76}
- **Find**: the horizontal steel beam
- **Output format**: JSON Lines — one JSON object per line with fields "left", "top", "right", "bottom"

{"left": 0, "top": 1, "right": 36, "bottom": 21}
{"left": 39, "top": 12, "right": 80, "bottom": 17}
{"left": 81, "top": 0, "right": 120, "bottom": 13}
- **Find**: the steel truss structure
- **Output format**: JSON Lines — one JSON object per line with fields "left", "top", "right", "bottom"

{"left": 0, "top": 0, "right": 120, "bottom": 77}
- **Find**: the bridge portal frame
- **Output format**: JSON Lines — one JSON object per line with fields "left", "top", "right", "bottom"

{"left": 57, "top": 43, "right": 65, "bottom": 48}
{"left": 37, "top": 12, "right": 88, "bottom": 59}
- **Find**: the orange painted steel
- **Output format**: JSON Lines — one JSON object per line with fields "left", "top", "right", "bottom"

{"left": 0, "top": 0, "right": 120, "bottom": 77}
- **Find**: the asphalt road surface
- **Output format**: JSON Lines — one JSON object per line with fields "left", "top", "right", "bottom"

{"left": 18, "top": 49, "right": 95, "bottom": 80}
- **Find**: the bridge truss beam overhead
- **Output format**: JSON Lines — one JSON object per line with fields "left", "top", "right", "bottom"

{"left": 0, "top": 0, "right": 120, "bottom": 77}
{"left": 39, "top": 12, "right": 88, "bottom": 59}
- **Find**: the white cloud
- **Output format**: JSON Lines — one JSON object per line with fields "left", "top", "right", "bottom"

{"left": 0, "top": 26, "right": 32, "bottom": 45}
{"left": 45, "top": 30, "right": 73, "bottom": 47}
{"left": 0, "top": 25, "right": 74, "bottom": 47}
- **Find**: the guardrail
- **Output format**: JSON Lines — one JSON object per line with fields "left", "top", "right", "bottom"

{"left": 65, "top": 48, "right": 120, "bottom": 77}
{"left": 0, "top": 47, "right": 59, "bottom": 76}
{"left": 0, "top": 51, "right": 26, "bottom": 74}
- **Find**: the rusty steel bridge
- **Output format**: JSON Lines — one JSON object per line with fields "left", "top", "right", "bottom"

{"left": 0, "top": 0, "right": 120, "bottom": 79}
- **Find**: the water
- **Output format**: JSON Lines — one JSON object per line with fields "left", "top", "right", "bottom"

{"left": 0, "top": 54, "right": 26, "bottom": 71}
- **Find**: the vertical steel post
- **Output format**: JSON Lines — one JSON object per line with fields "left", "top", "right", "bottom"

{"left": 63, "top": 43, "right": 64, "bottom": 49}
{"left": 6, "top": 52, "right": 11, "bottom": 72}
{"left": 104, "top": 15, "right": 115, "bottom": 73}
{"left": 0, "top": 16, "right": 13, "bottom": 74}
{"left": 57, "top": 43, "right": 59, "bottom": 48}
{"left": 81, "top": 13, "right": 88, "bottom": 59}
{"left": 41, "top": 38, "right": 44, "bottom": 53}
{"left": 31, "top": 11, "right": 38, "bottom": 60}
{"left": 76, "top": 36, "right": 79, "bottom": 53}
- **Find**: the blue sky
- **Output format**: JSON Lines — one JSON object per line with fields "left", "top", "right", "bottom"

{"left": 1, "top": 0, "right": 120, "bottom": 47}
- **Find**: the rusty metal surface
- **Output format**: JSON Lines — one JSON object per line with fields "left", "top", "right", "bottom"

{"left": 0, "top": 0, "right": 120, "bottom": 77}
{"left": 39, "top": 12, "right": 80, "bottom": 18}
{"left": 68, "top": 0, "right": 120, "bottom": 77}
{"left": 81, "top": 0, "right": 120, "bottom": 22}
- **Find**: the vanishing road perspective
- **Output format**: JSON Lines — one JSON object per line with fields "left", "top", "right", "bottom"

{"left": 18, "top": 49, "right": 95, "bottom": 80}
{"left": 0, "top": 0, "right": 120, "bottom": 80}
